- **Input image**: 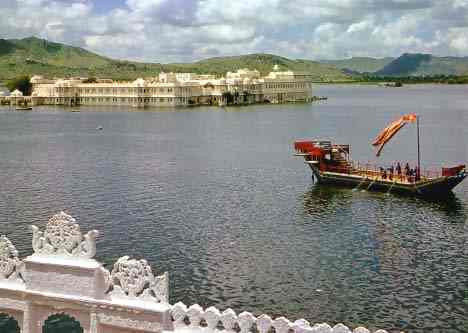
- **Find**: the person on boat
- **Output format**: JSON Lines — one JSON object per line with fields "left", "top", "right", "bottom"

{"left": 405, "top": 163, "right": 411, "bottom": 177}
{"left": 396, "top": 162, "right": 402, "bottom": 179}
{"left": 388, "top": 165, "right": 394, "bottom": 181}
{"left": 409, "top": 168, "right": 416, "bottom": 182}
{"left": 379, "top": 167, "right": 384, "bottom": 179}
{"left": 382, "top": 168, "right": 387, "bottom": 180}
{"left": 415, "top": 166, "right": 420, "bottom": 181}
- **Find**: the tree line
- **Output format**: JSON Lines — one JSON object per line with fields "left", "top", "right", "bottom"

{"left": 356, "top": 74, "right": 468, "bottom": 84}
{"left": 5, "top": 76, "right": 32, "bottom": 95}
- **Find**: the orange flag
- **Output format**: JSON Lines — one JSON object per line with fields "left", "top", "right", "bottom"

{"left": 372, "top": 114, "right": 417, "bottom": 156}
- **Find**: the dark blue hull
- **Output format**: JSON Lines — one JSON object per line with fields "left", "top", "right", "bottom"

{"left": 308, "top": 165, "right": 467, "bottom": 198}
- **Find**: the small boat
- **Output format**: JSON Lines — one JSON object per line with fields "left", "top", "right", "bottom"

{"left": 96, "top": 126, "right": 103, "bottom": 130}
{"left": 16, "top": 106, "right": 32, "bottom": 111}
{"left": 294, "top": 114, "right": 466, "bottom": 198}
{"left": 71, "top": 109, "right": 80, "bottom": 112}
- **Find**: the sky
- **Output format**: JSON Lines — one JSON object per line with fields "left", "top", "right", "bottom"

{"left": 0, "top": 0, "right": 467, "bottom": 63}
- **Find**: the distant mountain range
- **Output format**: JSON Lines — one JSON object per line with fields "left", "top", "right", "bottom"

{"left": 0, "top": 37, "right": 467, "bottom": 80}
{"left": 0, "top": 37, "right": 346, "bottom": 81}
{"left": 323, "top": 53, "right": 468, "bottom": 76}
{"left": 320, "top": 57, "right": 394, "bottom": 74}
{"left": 375, "top": 53, "right": 468, "bottom": 76}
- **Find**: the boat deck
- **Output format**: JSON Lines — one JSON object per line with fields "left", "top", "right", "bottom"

{"left": 304, "top": 161, "right": 436, "bottom": 185}
{"left": 348, "top": 169, "right": 425, "bottom": 184}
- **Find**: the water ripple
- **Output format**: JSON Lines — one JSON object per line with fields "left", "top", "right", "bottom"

{"left": 0, "top": 85, "right": 467, "bottom": 332}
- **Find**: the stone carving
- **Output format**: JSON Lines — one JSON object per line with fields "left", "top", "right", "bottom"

{"left": 204, "top": 306, "right": 221, "bottom": 330}
{"left": 309, "top": 323, "right": 332, "bottom": 333}
{"left": 292, "top": 319, "right": 311, "bottom": 333}
{"left": 98, "top": 313, "right": 162, "bottom": 332}
{"left": 257, "top": 314, "right": 273, "bottom": 333}
{"left": 273, "top": 317, "right": 292, "bottom": 333}
{"left": 238, "top": 311, "right": 256, "bottom": 333}
{"left": 292, "top": 322, "right": 310, "bottom": 333}
{"left": 0, "top": 235, "right": 24, "bottom": 282}
{"left": 187, "top": 304, "right": 203, "bottom": 327}
{"left": 168, "top": 303, "right": 389, "bottom": 333}
{"left": 352, "top": 329, "right": 370, "bottom": 333}
{"left": 220, "top": 308, "right": 237, "bottom": 332}
{"left": 110, "top": 256, "right": 169, "bottom": 303}
{"left": 100, "top": 266, "right": 112, "bottom": 293}
{"left": 294, "top": 319, "right": 310, "bottom": 327}
{"left": 31, "top": 212, "right": 98, "bottom": 259}
{"left": 332, "top": 323, "right": 352, "bottom": 333}
{"left": 171, "top": 302, "right": 188, "bottom": 326}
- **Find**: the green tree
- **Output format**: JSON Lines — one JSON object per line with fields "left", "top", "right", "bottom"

{"left": 82, "top": 77, "right": 97, "bottom": 83}
{"left": 6, "top": 76, "right": 32, "bottom": 95}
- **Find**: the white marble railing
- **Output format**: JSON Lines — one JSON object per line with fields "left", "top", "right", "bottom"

{"left": 0, "top": 212, "right": 392, "bottom": 333}
{"left": 169, "top": 302, "right": 389, "bottom": 333}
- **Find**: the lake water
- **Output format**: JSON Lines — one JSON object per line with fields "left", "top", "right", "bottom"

{"left": 0, "top": 84, "right": 466, "bottom": 332}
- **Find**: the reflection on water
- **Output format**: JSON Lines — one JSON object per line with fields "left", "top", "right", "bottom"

{"left": 0, "top": 84, "right": 466, "bottom": 333}
{"left": 303, "top": 184, "right": 467, "bottom": 223}
{"left": 302, "top": 184, "right": 353, "bottom": 216}
{"left": 301, "top": 184, "right": 467, "bottom": 332}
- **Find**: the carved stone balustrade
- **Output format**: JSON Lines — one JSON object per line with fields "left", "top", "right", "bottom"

{"left": 0, "top": 212, "right": 171, "bottom": 333}
{"left": 0, "top": 235, "right": 24, "bottom": 285}
{"left": 169, "top": 302, "right": 389, "bottom": 333}
{"left": 0, "top": 212, "right": 393, "bottom": 333}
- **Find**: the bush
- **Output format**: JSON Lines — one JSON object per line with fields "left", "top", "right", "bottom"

{"left": 6, "top": 76, "right": 32, "bottom": 96}
{"left": 82, "top": 77, "right": 97, "bottom": 83}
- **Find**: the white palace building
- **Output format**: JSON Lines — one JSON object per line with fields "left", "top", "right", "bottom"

{"left": 29, "top": 68, "right": 314, "bottom": 108}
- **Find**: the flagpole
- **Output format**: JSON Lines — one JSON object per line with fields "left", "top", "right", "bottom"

{"left": 417, "top": 115, "right": 421, "bottom": 178}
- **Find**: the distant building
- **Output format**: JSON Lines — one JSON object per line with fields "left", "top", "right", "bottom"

{"left": 30, "top": 68, "right": 314, "bottom": 107}
{"left": 10, "top": 89, "right": 23, "bottom": 97}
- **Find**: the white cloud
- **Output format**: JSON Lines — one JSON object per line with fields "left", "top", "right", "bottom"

{"left": 0, "top": 0, "right": 467, "bottom": 62}
{"left": 447, "top": 28, "right": 468, "bottom": 53}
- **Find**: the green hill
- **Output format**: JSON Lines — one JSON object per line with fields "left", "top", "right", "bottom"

{"left": 320, "top": 57, "right": 394, "bottom": 73}
{"left": 0, "top": 37, "right": 112, "bottom": 68}
{"left": 375, "top": 53, "right": 468, "bottom": 76}
{"left": 2, "top": 37, "right": 466, "bottom": 81}
{"left": 0, "top": 37, "right": 161, "bottom": 80}
{"left": 170, "top": 54, "right": 348, "bottom": 80}
{"left": 0, "top": 37, "right": 348, "bottom": 81}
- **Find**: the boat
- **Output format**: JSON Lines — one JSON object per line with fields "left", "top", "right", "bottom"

{"left": 294, "top": 114, "right": 466, "bottom": 197}
{"left": 16, "top": 106, "right": 32, "bottom": 111}
{"left": 379, "top": 82, "right": 403, "bottom": 87}
{"left": 71, "top": 109, "right": 80, "bottom": 112}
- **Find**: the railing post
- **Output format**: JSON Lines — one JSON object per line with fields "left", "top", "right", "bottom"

{"left": 22, "top": 301, "right": 33, "bottom": 333}
{"left": 90, "top": 313, "right": 99, "bottom": 333}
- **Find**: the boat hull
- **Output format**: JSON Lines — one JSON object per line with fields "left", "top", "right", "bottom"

{"left": 307, "top": 164, "right": 467, "bottom": 198}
